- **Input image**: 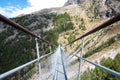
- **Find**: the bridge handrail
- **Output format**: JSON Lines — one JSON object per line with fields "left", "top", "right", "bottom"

{"left": 81, "top": 57, "right": 120, "bottom": 78}
{"left": 0, "top": 14, "right": 55, "bottom": 46}
{"left": 0, "top": 52, "right": 53, "bottom": 79}
{"left": 65, "top": 13, "right": 120, "bottom": 46}
{"left": 74, "top": 54, "right": 120, "bottom": 78}
{"left": 0, "top": 13, "right": 120, "bottom": 80}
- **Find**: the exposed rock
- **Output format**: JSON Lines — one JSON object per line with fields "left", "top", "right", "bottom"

{"left": 64, "top": 0, "right": 84, "bottom": 6}
{"left": 105, "top": 8, "right": 116, "bottom": 17}
{"left": 85, "top": 0, "right": 120, "bottom": 19}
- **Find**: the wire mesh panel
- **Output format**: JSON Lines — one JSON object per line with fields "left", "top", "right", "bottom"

{"left": 1, "top": 13, "right": 120, "bottom": 80}
{"left": 20, "top": 66, "right": 37, "bottom": 80}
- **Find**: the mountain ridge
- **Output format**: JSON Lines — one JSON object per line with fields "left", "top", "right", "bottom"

{"left": 64, "top": 0, "right": 84, "bottom": 6}
{"left": 0, "top": 0, "right": 120, "bottom": 80}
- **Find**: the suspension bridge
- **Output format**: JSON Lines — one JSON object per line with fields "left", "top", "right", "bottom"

{"left": 0, "top": 13, "right": 120, "bottom": 80}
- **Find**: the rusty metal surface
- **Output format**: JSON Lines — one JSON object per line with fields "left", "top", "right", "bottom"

{"left": 0, "top": 14, "right": 51, "bottom": 44}
{"left": 69, "top": 13, "right": 120, "bottom": 45}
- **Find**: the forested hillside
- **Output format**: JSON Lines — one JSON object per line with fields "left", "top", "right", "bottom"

{"left": 0, "top": 0, "right": 120, "bottom": 80}
{"left": 0, "top": 12, "right": 74, "bottom": 80}
{"left": 81, "top": 53, "right": 120, "bottom": 80}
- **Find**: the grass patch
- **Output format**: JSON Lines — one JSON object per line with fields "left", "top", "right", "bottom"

{"left": 83, "top": 35, "right": 117, "bottom": 58}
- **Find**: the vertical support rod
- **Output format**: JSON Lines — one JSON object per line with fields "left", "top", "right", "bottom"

{"left": 53, "top": 70, "right": 56, "bottom": 80}
{"left": 56, "top": 70, "right": 58, "bottom": 80}
{"left": 35, "top": 38, "right": 42, "bottom": 80}
{"left": 77, "top": 38, "right": 84, "bottom": 80}
{"left": 49, "top": 46, "right": 52, "bottom": 53}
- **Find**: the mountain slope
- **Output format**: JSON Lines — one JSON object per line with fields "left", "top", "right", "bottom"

{"left": 0, "top": 13, "right": 56, "bottom": 80}
{"left": 64, "top": 0, "right": 84, "bottom": 6}
{"left": 0, "top": 0, "right": 120, "bottom": 80}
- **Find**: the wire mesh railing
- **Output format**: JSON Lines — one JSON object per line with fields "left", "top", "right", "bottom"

{"left": 0, "top": 13, "right": 120, "bottom": 80}
{"left": 64, "top": 13, "right": 120, "bottom": 80}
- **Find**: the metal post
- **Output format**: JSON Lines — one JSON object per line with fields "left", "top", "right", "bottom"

{"left": 78, "top": 38, "right": 84, "bottom": 80}
{"left": 56, "top": 70, "right": 58, "bottom": 80}
{"left": 0, "top": 53, "right": 53, "bottom": 79}
{"left": 49, "top": 46, "right": 52, "bottom": 53}
{"left": 81, "top": 57, "right": 120, "bottom": 78}
{"left": 35, "top": 38, "right": 42, "bottom": 80}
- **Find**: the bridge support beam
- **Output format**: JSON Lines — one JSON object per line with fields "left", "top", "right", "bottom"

{"left": 78, "top": 38, "right": 84, "bottom": 80}
{"left": 35, "top": 38, "right": 42, "bottom": 80}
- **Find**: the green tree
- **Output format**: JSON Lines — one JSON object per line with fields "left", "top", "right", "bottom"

{"left": 68, "top": 34, "right": 76, "bottom": 43}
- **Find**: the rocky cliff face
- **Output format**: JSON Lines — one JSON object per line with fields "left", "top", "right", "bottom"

{"left": 64, "top": 0, "right": 120, "bottom": 18}
{"left": 89, "top": 0, "right": 120, "bottom": 18}
{"left": 0, "top": 0, "right": 120, "bottom": 79}
{"left": 64, "top": 0, "right": 84, "bottom": 6}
